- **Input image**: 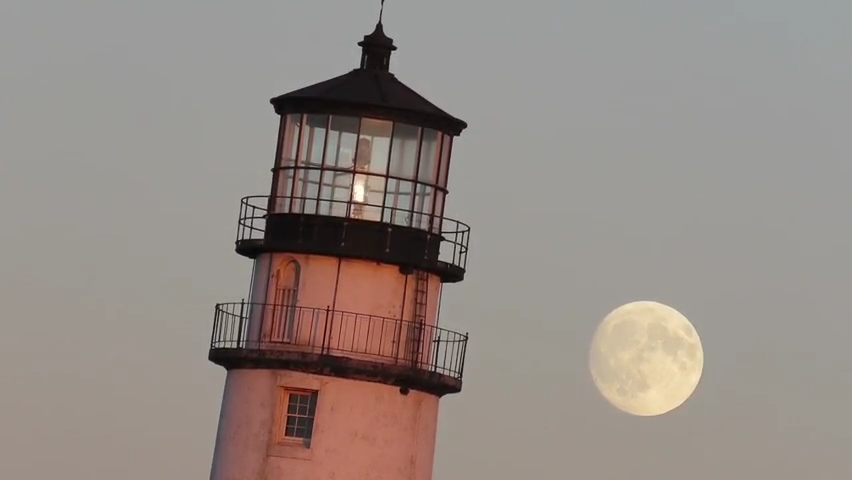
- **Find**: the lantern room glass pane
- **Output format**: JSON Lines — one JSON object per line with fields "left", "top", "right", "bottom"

{"left": 325, "top": 129, "right": 341, "bottom": 168}
{"left": 274, "top": 170, "right": 292, "bottom": 213}
{"left": 388, "top": 124, "right": 420, "bottom": 180}
{"left": 382, "top": 179, "right": 414, "bottom": 227}
{"left": 347, "top": 118, "right": 392, "bottom": 220}
{"left": 290, "top": 114, "right": 327, "bottom": 213}
{"left": 438, "top": 134, "right": 452, "bottom": 188}
{"left": 280, "top": 114, "right": 302, "bottom": 168}
{"left": 317, "top": 170, "right": 352, "bottom": 217}
{"left": 325, "top": 116, "right": 360, "bottom": 168}
{"left": 418, "top": 129, "right": 441, "bottom": 185}
{"left": 431, "top": 191, "right": 445, "bottom": 233}
{"left": 293, "top": 168, "right": 321, "bottom": 214}
{"left": 411, "top": 184, "right": 434, "bottom": 230}
{"left": 273, "top": 113, "right": 303, "bottom": 213}
{"left": 356, "top": 118, "right": 393, "bottom": 176}
{"left": 301, "top": 114, "right": 329, "bottom": 166}
{"left": 350, "top": 172, "right": 385, "bottom": 221}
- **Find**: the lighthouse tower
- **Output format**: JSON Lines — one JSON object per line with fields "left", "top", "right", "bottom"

{"left": 207, "top": 13, "right": 471, "bottom": 480}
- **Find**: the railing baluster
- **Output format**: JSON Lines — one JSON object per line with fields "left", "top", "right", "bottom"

{"left": 320, "top": 306, "right": 331, "bottom": 355}
{"left": 433, "top": 333, "right": 441, "bottom": 373}
{"left": 395, "top": 316, "right": 402, "bottom": 363}
{"left": 227, "top": 307, "right": 235, "bottom": 348}
{"left": 458, "top": 332, "right": 468, "bottom": 379}
{"left": 441, "top": 333, "right": 449, "bottom": 374}
{"left": 237, "top": 299, "right": 246, "bottom": 348}
{"left": 334, "top": 312, "right": 343, "bottom": 353}
{"left": 311, "top": 308, "right": 319, "bottom": 347}
{"left": 377, "top": 317, "right": 385, "bottom": 357}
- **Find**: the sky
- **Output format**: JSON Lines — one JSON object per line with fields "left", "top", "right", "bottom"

{"left": 2, "top": 0, "right": 852, "bottom": 478}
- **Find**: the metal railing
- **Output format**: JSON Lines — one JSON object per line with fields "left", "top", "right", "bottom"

{"left": 210, "top": 301, "right": 468, "bottom": 380}
{"left": 235, "top": 195, "right": 470, "bottom": 272}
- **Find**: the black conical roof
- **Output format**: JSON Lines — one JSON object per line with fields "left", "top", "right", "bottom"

{"left": 269, "top": 22, "right": 467, "bottom": 136}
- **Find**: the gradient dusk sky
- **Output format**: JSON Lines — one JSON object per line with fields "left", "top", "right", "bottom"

{"left": 3, "top": 1, "right": 852, "bottom": 478}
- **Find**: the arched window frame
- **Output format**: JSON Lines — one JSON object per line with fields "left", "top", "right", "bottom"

{"left": 270, "top": 258, "right": 301, "bottom": 342}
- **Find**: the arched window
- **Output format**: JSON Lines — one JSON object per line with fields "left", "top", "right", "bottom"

{"left": 270, "top": 258, "right": 301, "bottom": 342}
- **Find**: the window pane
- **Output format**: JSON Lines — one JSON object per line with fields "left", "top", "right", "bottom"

{"left": 356, "top": 118, "right": 393, "bottom": 176}
{"left": 438, "top": 134, "right": 453, "bottom": 188}
{"left": 297, "top": 421, "right": 311, "bottom": 439}
{"left": 303, "top": 115, "right": 329, "bottom": 166}
{"left": 418, "top": 129, "right": 441, "bottom": 185}
{"left": 297, "top": 121, "right": 310, "bottom": 166}
{"left": 273, "top": 169, "right": 293, "bottom": 213}
{"left": 388, "top": 124, "right": 420, "bottom": 179}
{"left": 285, "top": 424, "right": 297, "bottom": 438}
{"left": 325, "top": 128, "right": 340, "bottom": 167}
{"left": 273, "top": 114, "right": 302, "bottom": 214}
{"left": 280, "top": 114, "right": 302, "bottom": 168}
{"left": 304, "top": 418, "right": 315, "bottom": 439}
{"left": 431, "top": 191, "right": 445, "bottom": 233}
{"left": 382, "top": 179, "right": 414, "bottom": 227}
{"left": 319, "top": 171, "right": 352, "bottom": 217}
{"left": 326, "top": 116, "right": 360, "bottom": 168}
{"left": 293, "top": 168, "right": 321, "bottom": 214}
{"left": 351, "top": 173, "right": 384, "bottom": 221}
{"left": 410, "top": 184, "right": 434, "bottom": 230}
{"left": 307, "top": 392, "right": 318, "bottom": 416}
{"left": 413, "top": 184, "right": 433, "bottom": 215}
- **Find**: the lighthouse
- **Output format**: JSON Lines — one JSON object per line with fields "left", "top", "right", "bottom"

{"left": 207, "top": 12, "right": 471, "bottom": 480}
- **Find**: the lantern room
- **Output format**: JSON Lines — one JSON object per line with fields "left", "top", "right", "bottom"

{"left": 235, "top": 21, "right": 470, "bottom": 283}
{"left": 271, "top": 115, "right": 453, "bottom": 230}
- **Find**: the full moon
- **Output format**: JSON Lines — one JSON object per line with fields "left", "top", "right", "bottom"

{"left": 589, "top": 301, "right": 704, "bottom": 417}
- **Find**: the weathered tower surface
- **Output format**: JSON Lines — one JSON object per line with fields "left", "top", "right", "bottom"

{"left": 208, "top": 14, "right": 471, "bottom": 480}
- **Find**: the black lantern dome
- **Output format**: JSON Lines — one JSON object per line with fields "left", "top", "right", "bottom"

{"left": 234, "top": 20, "right": 471, "bottom": 283}
{"left": 270, "top": 21, "right": 467, "bottom": 135}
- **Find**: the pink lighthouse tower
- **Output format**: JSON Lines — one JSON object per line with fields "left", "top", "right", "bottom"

{"left": 207, "top": 11, "right": 471, "bottom": 480}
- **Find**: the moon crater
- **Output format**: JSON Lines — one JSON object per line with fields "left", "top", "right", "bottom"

{"left": 589, "top": 301, "right": 704, "bottom": 417}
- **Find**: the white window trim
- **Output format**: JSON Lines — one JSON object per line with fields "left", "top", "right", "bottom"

{"left": 268, "top": 375, "right": 323, "bottom": 460}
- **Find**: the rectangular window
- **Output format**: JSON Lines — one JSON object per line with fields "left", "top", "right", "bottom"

{"left": 279, "top": 390, "right": 318, "bottom": 445}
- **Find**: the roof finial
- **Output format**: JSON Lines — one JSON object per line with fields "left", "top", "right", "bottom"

{"left": 357, "top": 2, "right": 397, "bottom": 72}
